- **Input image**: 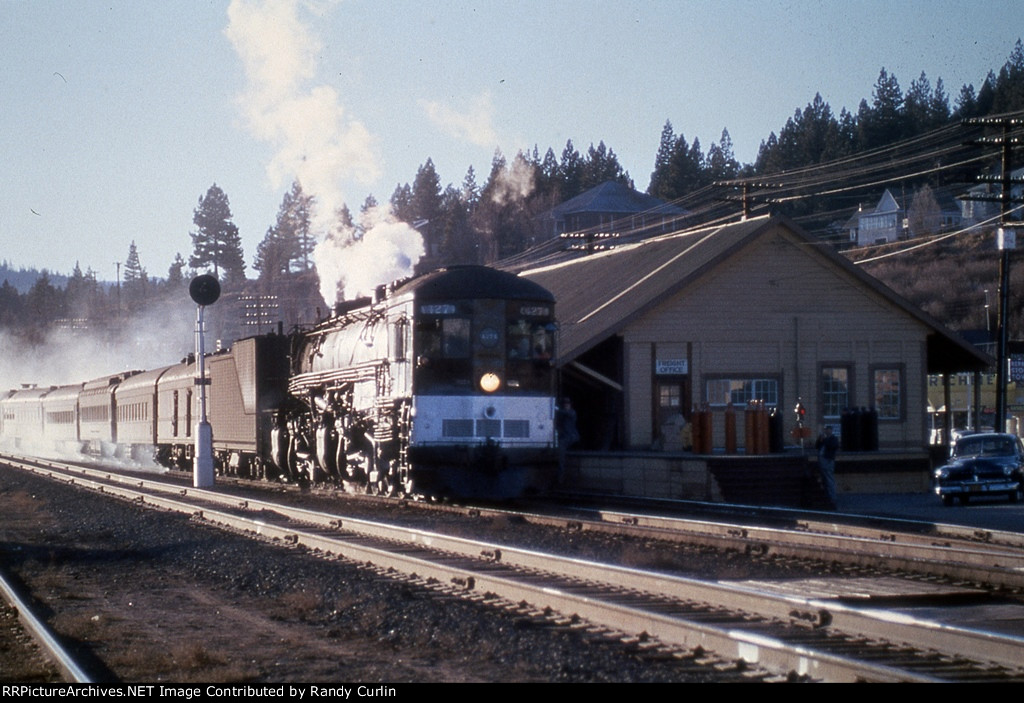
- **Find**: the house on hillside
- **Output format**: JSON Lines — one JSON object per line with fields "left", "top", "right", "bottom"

{"left": 962, "top": 166, "right": 1024, "bottom": 226}
{"left": 538, "top": 181, "right": 687, "bottom": 249}
{"left": 848, "top": 188, "right": 965, "bottom": 246}
{"left": 851, "top": 189, "right": 905, "bottom": 246}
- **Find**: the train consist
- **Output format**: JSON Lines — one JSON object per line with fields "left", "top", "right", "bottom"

{"left": 0, "top": 266, "right": 559, "bottom": 499}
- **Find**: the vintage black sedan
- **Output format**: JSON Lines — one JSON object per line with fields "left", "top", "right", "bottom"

{"left": 934, "top": 432, "right": 1024, "bottom": 506}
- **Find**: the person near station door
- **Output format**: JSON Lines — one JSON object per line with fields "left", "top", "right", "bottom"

{"left": 555, "top": 397, "right": 580, "bottom": 484}
{"left": 815, "top": 425, "right": 839, "bottom": 508}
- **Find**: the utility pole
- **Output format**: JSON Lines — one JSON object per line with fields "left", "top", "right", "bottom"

{"left": 962, "top": 117, "right": 1024, "bottom": 431}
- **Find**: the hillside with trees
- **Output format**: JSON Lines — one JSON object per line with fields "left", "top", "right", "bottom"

{"left": 2, "top": 41, "right": 1023, "bottom": 353}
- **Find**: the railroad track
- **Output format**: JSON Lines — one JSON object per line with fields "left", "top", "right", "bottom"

{"left": 0, "top": 569, "right": 87, "bottom": 682}
{"left": 431, "top": 497, "right": 1024, "bottom": 591}
{"left": 5, "top": 453, "right": 1024, "bottom": 682}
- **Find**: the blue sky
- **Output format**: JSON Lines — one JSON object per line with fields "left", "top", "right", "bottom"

{"left": 2, "top": 0, "right": 1022, "bottom": 281}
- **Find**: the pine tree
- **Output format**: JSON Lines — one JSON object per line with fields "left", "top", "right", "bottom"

{"left": 280, "top": 181, "right": 316, "bottom": 271}
{"left": 559, "top": 140, "right": 583, "bottom": 200}
{"left": 254, "top": 181, "right": 316, "bottom": 278}
{"left": 994, "top": 39, "right": 1024, "bottom": 112}
{"left": 26, "top": 271, "right": 64, "bottom": 329}
{"left": 190, "top": 184, "right": 246, "bottom": 283}
{"left": 390, "top": 183, "right": 413, "bottom": 222}
{"left": 858, "top": 68, "right": 906, "bottom": 149}
{"left": 123, "top": 241, "right": 148, "bottom": 308}
{"left": 707, "top": 128, "right": 740, "bottom": 181}
{"left": 462, "top": 165, "right": 481, "bottom": 210}
{"left": 166, "top": 253, "right": 186, "bottom": 289}
{"left": 411, "top": 158, "right": 443, "bottom": 224}
{"left": 253, "top": 227, "right": 288, "bottom": 280}
{"left": 581, "top": 141, "right": 632, "bottom": 191}
{"left": 649, "top": 120, "right": 677, "bottom": 199}
{"left": 335, "top": 204, "right": 355, "bottom": 233}
{"left": 954, "top": 83, "right": 978, "bottom": 120}
{"left": 410, "top": 158, "right": 443, "bottom": 258}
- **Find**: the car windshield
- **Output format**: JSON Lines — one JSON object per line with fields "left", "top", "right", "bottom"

{"left": 954, "top": 436, "right": 1017, "bottom": 457}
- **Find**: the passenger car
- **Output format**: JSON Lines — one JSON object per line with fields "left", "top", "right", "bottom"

{"left": 933, "top": 432, "right": 1024, "bottom": 506}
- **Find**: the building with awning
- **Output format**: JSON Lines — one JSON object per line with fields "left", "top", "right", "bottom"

{"left": 520, "top": 214, "right": 990, "bottom": 455}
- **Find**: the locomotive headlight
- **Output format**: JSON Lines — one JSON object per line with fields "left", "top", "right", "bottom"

{"left": 479, "top": 372, "right": 501, "bottom": 393}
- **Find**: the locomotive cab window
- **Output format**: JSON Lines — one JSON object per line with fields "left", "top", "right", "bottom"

{"left": 415, "top": 314, "right": 473, "bottom": 392}
{"left": 506, "top": 317, "right": 555, "bottom": 393}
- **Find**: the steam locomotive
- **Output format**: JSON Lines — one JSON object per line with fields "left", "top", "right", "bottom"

{"left": 0, "top": 266, "right": 559, "bottom": 499}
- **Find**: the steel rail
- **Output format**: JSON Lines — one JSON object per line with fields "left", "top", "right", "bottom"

{"left": 562, "top": 492, "right": 1024, "bottom": 549}
{"left": 446, "top": 500, "right": 1024, "bottom": 588}
{"left": 8, "top": 456, "right": 1024, "bottom": 681}
{"left": 585, "top": 506, "right": 1024, "bottom": 553}
{"left": 0, "top": 567, "right": 93, "bottom": 683}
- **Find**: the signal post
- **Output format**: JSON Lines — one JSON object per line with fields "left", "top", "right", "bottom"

{"left": 189, "top": 274, "right": 221, "bottom": 488}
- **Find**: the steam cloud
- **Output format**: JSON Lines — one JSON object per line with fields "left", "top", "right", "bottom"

{"left": 0, "top": 306, "right": 192, "bottom": 470}
{"left": 420, "top": 93, "right": 501, "bottom": 148}
{"left": 226, "top": 0, "right": 423, "bottom": 306}
{"left": 314, "top": 206, "right": 425, "bottom": 303}
{"left": 490, "top": 154, "right": 536, "bottom": 205}
{"left": 0, "top": 305, "right": 194, "bottom": 391}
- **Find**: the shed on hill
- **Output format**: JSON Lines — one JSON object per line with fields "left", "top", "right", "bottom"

{"left": 521, "top": 215, "right": 988, "bottom": 454}
{"left": 539, "top": 180, "right": 687, "bottom": 246}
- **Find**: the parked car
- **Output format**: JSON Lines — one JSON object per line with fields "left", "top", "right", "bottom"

{"left": 933, "top": 433, "right": 1024, "bottom": 506}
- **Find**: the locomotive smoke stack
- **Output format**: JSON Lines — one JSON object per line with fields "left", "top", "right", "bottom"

{"left": 334, "top": 296, "right": 371, "bottom": 317}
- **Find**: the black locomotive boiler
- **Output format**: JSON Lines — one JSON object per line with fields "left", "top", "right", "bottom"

{"left": 282, "top": 265, "right": 559, "bottom": 498}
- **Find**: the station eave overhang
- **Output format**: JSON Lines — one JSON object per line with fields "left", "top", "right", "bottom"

{"left": 926, "top": 331, "right": 993, "bottom": 375}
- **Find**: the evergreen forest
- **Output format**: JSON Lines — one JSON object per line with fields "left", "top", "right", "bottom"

{"left": 4, "top": 41, "right": 1024, "bottom": 350}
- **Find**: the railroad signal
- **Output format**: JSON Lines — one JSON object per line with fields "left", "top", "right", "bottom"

{"left": 189, "top": 273, "right": 221, "bottom": 307}
{"left": 189, "top": 275, "right": 220, "bottom": 488}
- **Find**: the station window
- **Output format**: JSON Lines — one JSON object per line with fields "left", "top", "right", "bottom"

{"left": 705, "top": 377, "right": 778, "bottom": 408}
{"left": 820, "top": 366, "right": 851, "bottom": 420}
{"left": 873, "top": 367, "right": 903, "bottom": 420}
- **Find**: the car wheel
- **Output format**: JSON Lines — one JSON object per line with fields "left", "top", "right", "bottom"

{"left": 959, "top": 494, "right": 970, "bottom": 506}
{"left": 1010, "top": 486, "right": 1022, "bottom": 503}
{"left": 942, "top": 495, "right": 955, "bottom": 507}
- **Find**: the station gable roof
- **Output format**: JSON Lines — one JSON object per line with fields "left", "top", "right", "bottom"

{"left": 520, "top": 215, "right": 990, "bottom": 374}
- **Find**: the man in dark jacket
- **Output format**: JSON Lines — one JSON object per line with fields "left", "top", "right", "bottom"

{"left": 815, "top": 425, "right": 839, "bottom": 507}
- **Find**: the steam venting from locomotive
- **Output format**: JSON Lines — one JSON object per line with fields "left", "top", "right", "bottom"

{"left": 313, "top": 206, "right": 425, "bottom": 304}
{"left": 225, "top": 0, "right": 424, "bottom": 305}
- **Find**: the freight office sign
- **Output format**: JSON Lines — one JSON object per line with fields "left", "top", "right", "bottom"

{"left": 656, "top": 359, "right": 688, "bottom": 375}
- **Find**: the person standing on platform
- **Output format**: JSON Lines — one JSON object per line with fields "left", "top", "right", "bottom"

{"left": 555, "top": 397, "right": 579, "bottom": 484}
{"left": 815, "top": 425, "right": 839, "bottom": 508}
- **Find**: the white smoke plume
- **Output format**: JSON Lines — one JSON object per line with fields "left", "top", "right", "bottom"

{"left": 225, "top": 0, "right": 378, "bottom": 230}
{"left": 490, "top": 153, "right": 536, "bottom": 205}
{"left": 420, "top": 92, "right": 500, "bottom": 148}
{"left": 0, "top": 305, "right": 193, "bottom": 471}
{"left": 0, "top": 306, "right": 194, "bottom": 391}
{"left": 314, "top": 206, "right": 424, "bottom": 304}
{"left": 226, "top": 0, "right": 424, "bottom": 306}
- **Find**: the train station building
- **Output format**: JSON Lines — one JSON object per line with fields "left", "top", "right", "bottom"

{"left": 519, "top": 214, "right": 990, "bottom": 501}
